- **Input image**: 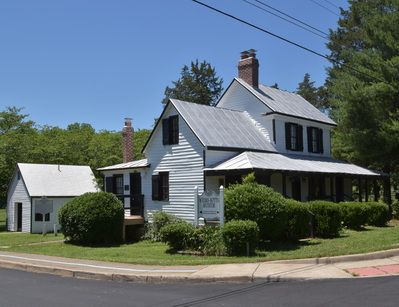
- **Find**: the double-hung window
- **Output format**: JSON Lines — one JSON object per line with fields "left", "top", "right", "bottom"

{"left": 152, "top": 172, "right": 169, "bottom": 201}
{"left": 162, "top": 115, "right": 179, "bottom": 145}
{"left": 307, "top": 127, "right": 324, "bottom": 153}
{"left": 285, "top": 123, "right": 303, "bottom": 151}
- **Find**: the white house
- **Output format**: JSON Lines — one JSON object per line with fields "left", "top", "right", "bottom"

{"left": 7, "top": 163, "right": 98, "bottom": 233}
{"left": 98, "top": 51, "right": 390, "bottom": 223}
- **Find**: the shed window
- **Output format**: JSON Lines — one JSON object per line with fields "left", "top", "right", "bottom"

{"left": 307, "top": 127, "right": 324, "bottom": 153}
{"left": 162, "top": 115, "right": 179, "bottom": 145}
{"left": 285, "top": 123, "right": 303, "bottom": 151}
{"left": 152, "top": 172, "right": 169, "bottom": 201}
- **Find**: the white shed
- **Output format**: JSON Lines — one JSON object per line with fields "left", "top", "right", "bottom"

{"left": 7, "top": 163, "right": 98, "bottom": 233}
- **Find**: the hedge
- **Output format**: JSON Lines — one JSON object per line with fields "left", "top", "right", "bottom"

{"left": 308, "top": 201, "right": 342, "bottom": 238}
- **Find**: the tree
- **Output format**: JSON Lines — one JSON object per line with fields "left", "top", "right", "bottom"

{"left": 326, "top": 0, "right": 399, "bottom": 175}
{"left": 296, "top": 73, "right": 330, "bottom": 112}
{"left": 0, "top": 107, "right": 37, "bottom": 206}
{"left": 162, "top": 59, "right": 223, "bottom": 106}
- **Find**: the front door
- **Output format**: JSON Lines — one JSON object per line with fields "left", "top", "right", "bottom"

{"left": 130, "top": 173, "right": 143, "bottom": 216}
{"left": 292, "top": 177, "right": 301, "bottom": 201}
{"left": 16, "top": 203, "right": 22, "bottom": 232}
{"left": 336, "top": 177, "right": 344, "bottom": 202}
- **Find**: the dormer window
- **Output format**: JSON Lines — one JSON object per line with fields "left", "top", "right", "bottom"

{"left": 285, "top": 123, "right": 303, "bottom": 151}
{"left": 307, "top": 127, "right": 324, "bottom": 153}
{"left": 162, "top": 115, "right": 179, "bottom": 145}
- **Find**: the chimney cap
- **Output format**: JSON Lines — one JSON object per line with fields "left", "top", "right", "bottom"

{"left": 124, "top": 118, "right": 133, "bottom": 127}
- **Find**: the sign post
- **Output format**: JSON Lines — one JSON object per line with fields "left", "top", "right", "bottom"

{"left": 35, "top": 196, "right": 53, "bottom": 237}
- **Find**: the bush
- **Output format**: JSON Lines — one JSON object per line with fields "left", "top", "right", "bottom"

{"left": 339, "top": 202, "right": 369, "bottom": 229}
{"left": 191, "top": 226, "right": 225, "bottom": 256}
{"left": 142, "top": 210, "right": 184, "bottom": 241}
{"left": 308, "top": 201, "right": 342, "bottom": 238}
{"left": 392, "top": 199, "right": 399, "bottom": 220}
{"left": 222, "top": 220, "right": 259, "bottom": 256}
{"left": 224, "top": 173, "right": 287, "bottom": 241}
{"left": 285, "top": 199, "right": 311, "bottom": 241}
{"left": 58, "top": 192, "right": 124, "bottom": 244}
{"left": 365, "top": 202, "right": 389, "bottom": 227}
{"left": 160, "top": 222, "right": 194, "bottom": 250}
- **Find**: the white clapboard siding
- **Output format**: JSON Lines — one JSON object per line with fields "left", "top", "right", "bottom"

{"left": 144, "top": 105, "right": 205, "bottom": 222}
{"left": 7, "top": 171, "right": 31, "bottom": 232}
{"left": 31, "top": 197, "right": 70, "bottom": 234}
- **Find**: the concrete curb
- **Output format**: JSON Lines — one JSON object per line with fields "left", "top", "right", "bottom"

{"left": 270, "top": 248, "right": 399, "bottom": 265}
{"left": 1, "top": 249, "right": 399, "bottom": 284}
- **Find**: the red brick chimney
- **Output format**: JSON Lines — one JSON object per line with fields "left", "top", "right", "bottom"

{"left": 238, "top": 49, "right": 259, "bottom": 88}
{"left": 122, "top": 118, "right": 134, "bottom": 163}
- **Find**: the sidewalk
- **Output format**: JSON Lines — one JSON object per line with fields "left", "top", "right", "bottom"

{"left": 1, "top": 249, "right": 399, "bottom": 284}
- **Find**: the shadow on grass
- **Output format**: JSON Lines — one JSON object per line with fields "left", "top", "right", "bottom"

{"left": 64, "top": 240, "right": 123, "bottom": 248}
{"left": 258, "top": 239, "right": 321, "bottom": 254}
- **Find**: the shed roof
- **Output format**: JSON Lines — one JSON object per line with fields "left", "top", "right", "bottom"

{"left": 171, "top": 99, "right": 277, "bottom": 152}
{"left": 17, "top": 163, "right": 99, "bottom": 197}
{"left": 205, "top": 151, "right": 388, "bottom": 177}
{"left": 97, "top": 159, "right": 150, "bottom": 171}
{"left": 234, "top": 78, "right": 337, "bottom": 126}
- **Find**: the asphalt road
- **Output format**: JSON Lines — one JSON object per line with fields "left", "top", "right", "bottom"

{"left": 1, "top": 268, "right": 399, "bottom": 307}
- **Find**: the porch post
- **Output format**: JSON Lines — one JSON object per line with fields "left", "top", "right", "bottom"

{"left": 330, "top": 176, "right": 334, "bottom": 202}
{"left": 373, "top": 179, "right": 379, "bottom": 202}
{"left": 365, "top": 179, "right": 369, "bottom": 202}
{"left": 282, "top": 173, "right": 287, "bottom": 198}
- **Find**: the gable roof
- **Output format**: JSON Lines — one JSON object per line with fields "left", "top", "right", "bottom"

{"left": 16, "top": 163, "right": 98, "bottom": 197}
{"left": 170, "top": 99, "right": 277, "bottom": 152}
{"left": 220, "top": 78, "right": 337, "bottom": 126}
{"left": 205, "top": 151, "right": 388, "bottom": 178}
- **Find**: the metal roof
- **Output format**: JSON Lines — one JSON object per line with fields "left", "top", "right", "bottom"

{"left": 235, "top": 78, "right": 337, "bottom": 126}
{"left": 97, "top": 159, "right": 150, "bottom": 171}
{"left": 205, "top": 152, "right": 388, "bottom": 177}
{"left": 17, "top": 163, "right": 99, "bottom": 197}
{"left": 171, "top": 99, "right": 277, "bottom": 152}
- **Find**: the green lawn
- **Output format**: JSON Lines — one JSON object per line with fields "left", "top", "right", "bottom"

{"left": 0, "top": 209, "right": 6, "bottom": 232}
{"left": 2, "top": 221, "right": 399, "bottom": 266}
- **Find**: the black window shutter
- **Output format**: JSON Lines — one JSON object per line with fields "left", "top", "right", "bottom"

{"left": 318, "top": 129, "right": 324, "bottom": 153}
{"left": 272, "top": 119, "right": 276, "bottom": 143}
{"left": 105, "top": 177, "right": 114, "bottom": 193}
{"left": 307, "top": 127, "right": 313, "bottom": 153}
{"left": 162, "top": 118, "right": 170, "bottom": 145}
{"left": 152, "top": 175, "right": 160, "bottom": 200}
{"left": 170, "top": 115, "right": 179, "bottom": 144}
{"left": 285, "top": 123, "right": 291, "bottom": 150}
{"left": 298, "top": 125, "right": 303, "bottom": 151}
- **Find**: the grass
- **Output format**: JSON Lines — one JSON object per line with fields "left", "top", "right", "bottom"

{"left": 2, "top": 220, "right": 399, "bottom": 266}
{"left": 0, "top": 209, "right": 6, "bottom": 232}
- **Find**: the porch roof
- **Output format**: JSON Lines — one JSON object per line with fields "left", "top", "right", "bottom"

{"left": 97, "top": 159, "right": 150, "bottom": 172}
{"left": 205, "top": 152, "right": 388, "bottom": 178}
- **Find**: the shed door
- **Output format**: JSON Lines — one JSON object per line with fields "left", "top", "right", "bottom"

{"left": 16, "top": 203, "right": 22, "bottom": 232}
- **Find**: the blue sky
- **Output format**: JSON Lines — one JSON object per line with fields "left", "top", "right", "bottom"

{"left": 0, "top": 0, "right": 348, "bottom": 132}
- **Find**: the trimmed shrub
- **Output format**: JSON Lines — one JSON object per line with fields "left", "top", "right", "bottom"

{"left": 225, "top": 173, "right": 287, "bottom": 241}
{"left": 160, "top": 222, "right": 194, "bottom": 250}
{"left": 58, "top": 192, "right": 124, "bottom": 244}
{"left": 191, "top": 226, "right": 225, "bottom": 256}
{"left": 365, "top": 202, "right": 389, "bottom": 227}
{"left": 285, "top": 199, "right": 311, "bottom": 241}
{"left": 142, "top": 210, "right": 184, "bottom": 241}
{"left": 308, "top": 201, "right": 342, "bottom": 238}
{"left": 392, "top": 199, "right": 399, "bottom": 220}
{"left": 339, "top": 202, "right": 369, "bottom": 229}
{"left": 222, "top": 220, "right": 259, "bottom": 256}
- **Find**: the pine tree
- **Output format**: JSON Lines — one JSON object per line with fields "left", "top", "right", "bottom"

{"left": 326, "top": 0, "right": 399, "bottom": 174}
{"left": 162, "top": 59, "right": 223, "bottom": 106}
